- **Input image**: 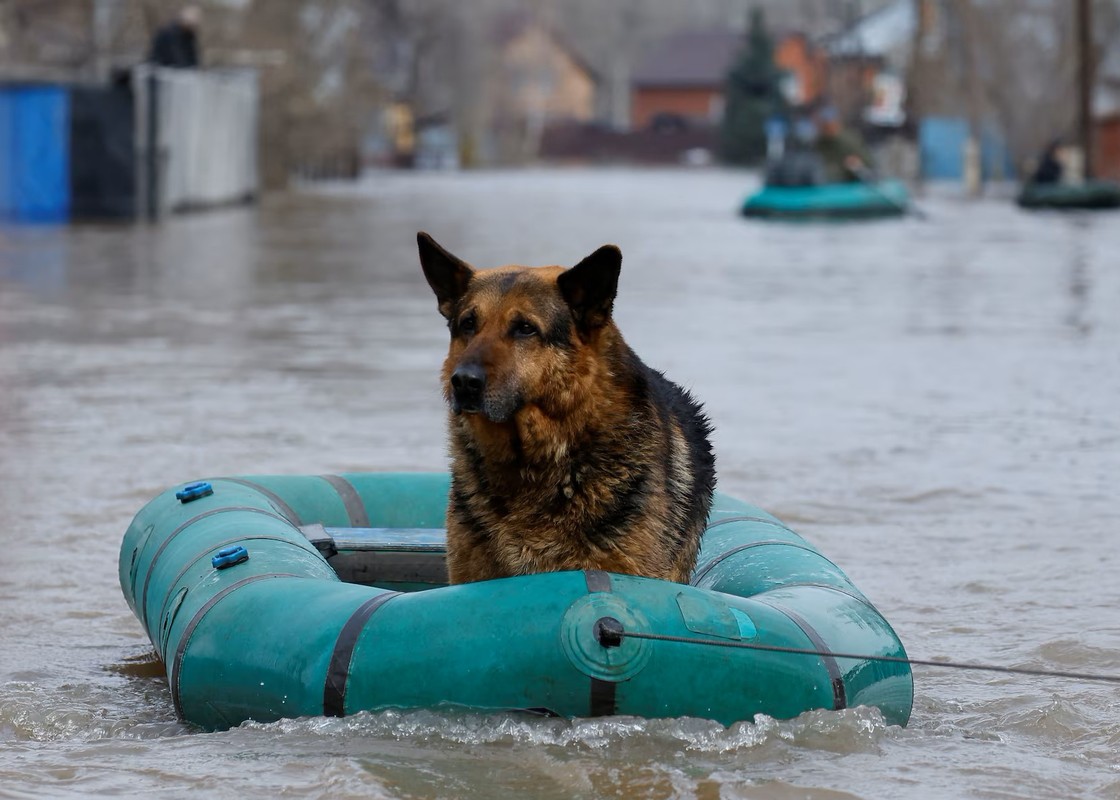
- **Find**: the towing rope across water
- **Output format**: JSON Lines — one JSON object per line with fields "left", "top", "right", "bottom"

{"left": 604, "top": 628, "right": 1120, "bottom": 685}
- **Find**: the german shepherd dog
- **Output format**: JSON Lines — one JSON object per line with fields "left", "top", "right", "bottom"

{"left": 418, "top": 232, "right": 715, "bottom": 585}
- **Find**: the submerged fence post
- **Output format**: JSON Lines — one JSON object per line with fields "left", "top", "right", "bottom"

{"left": 133, "top": 66, "right": 162, "bottom": 222}
{"left": 1076, "top": 0, "right": 1095, "bottom": 180}
{"left": 146, "top": 69, "right": 160, "bottom": 221}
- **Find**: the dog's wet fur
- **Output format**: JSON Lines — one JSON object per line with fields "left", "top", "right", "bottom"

{"left": 418, "top": 232, "right": 715, "bottom": 584}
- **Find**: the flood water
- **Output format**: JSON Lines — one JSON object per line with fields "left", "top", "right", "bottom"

{"left": 1, "top": 168, "right": 1118, "bottom": 799}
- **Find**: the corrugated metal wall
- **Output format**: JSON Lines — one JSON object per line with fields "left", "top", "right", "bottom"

{"left": 133, "top": 66, "right": 259, "bottom": 218}
{"left": 2, "top": 69, "right": 258, "bottom": 223}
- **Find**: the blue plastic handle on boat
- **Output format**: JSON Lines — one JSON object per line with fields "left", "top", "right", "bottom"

{"left": 176, "top": 482, "right": 213, "bottom": 503}
{"left": 212, "top": 545, "right": 249, "bottom": 570}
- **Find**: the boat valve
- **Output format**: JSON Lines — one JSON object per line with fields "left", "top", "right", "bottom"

{"left": 594, "top": 616, "right": 624, "bottom": 648}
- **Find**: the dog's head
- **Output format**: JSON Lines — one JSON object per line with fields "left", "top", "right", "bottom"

{"left": 417, "top": 232, "right": 621, "bottom": 424}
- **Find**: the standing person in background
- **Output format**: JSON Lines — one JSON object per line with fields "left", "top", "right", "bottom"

{"left": 149, "top": 5, "right": 202, "bottom": 69}
{"left": 1030, "top": 139, "right": 1065, "bottom": 185}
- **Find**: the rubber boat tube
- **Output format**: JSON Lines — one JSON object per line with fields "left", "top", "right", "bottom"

{"left": 1017, "top": 180, "right": 1120, "bottom": 211}
{"left": 741, "top": 180, "right": 910, "bottom": 220}
{"left": 119, "top": 473, "right": 914, "bottom": 731}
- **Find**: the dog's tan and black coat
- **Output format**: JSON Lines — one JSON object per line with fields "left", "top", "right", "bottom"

{"left": 418, "top": 232, "right": 715, "bottom": 584}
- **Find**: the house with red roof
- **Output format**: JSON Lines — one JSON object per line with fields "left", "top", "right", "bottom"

{"left": 630, "top": 29, "right": 826, "bottom": 131}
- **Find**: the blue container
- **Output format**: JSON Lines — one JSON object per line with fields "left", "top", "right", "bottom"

{"left": 919, "top": 116, "right": 1016, "bottom": 181}
{"left": 0, "top": 85, "right": 70, "bottom": 222}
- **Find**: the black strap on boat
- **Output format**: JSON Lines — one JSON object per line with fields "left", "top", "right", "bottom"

{"left": 220, "top": 478, "right": 303, "bottom": 526}
{"left": 170, "top": 572, "right": 299, "bottom": 719}
{"left": 584, "top": 570, "right": 612, "bottom": 594}
{"left": 760, "top": 601, "right": 847, "bottom": 711}
{"left": 323, "top": 591, "right": 401, "bottom": 717}
{"left": 583, "top": 570, "right": 617, "bottom": 716}
{"left": 320, "top": 475, "right": 371, "bottom": 528}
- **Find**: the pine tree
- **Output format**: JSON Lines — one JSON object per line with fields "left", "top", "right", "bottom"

{"left": 721, "top": 8, "right": 787, "bottom": 165}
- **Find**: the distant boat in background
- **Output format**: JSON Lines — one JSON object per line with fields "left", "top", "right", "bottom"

{"left": 741, "top": 179, "right": 910, "bottom": 221}
{"left": 1016, "top": 180, "right": 1120, "bottom": 211}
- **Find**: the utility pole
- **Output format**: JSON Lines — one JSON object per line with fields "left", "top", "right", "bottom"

{"left": 954, "top": 0, "right": 983, "bottom": 196}
{"left": 1076, "top": 0, "right": 1094, "bottom": 180}
{"left": 90, "top": 0, "right": 117, "bottom": 82}
{"left": 906, "top": 0, "right": 927, "bottom": 186}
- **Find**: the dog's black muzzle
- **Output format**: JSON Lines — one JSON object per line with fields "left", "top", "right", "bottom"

{"left": 450, "top": 362, "right": 486, "bottom": 414}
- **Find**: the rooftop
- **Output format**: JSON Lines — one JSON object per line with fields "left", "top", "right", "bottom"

{"left": 823, "top": 0, "right": 914, "bottom": 58}
{"left": 632, "top": 30, "right": 743, "bottom": 89}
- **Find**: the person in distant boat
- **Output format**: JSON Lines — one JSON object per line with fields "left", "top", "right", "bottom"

{"left": 765, "top": 115, "right": 825, "bottom": 187}
{"left": 149, "top": 5, "right": 202, "bottom": 69}
{"left": 814, "top": 106, "right": 872, "bottom": 184}
{"left": 1031, "top": 139, "right": 1064, "bottom": 185}
{"left": 766, "top": 106, "right": 872, "bottom": 187}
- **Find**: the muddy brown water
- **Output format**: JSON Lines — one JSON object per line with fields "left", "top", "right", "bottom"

{"left": 1, "top": 168, "right": 1118, "bottom": 799}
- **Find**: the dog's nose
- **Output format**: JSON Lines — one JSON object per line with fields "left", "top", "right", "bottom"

{"left": 450, "top": 362, "right": 486, "bottom": 412}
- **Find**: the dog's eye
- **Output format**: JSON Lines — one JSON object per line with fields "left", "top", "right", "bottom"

{"left": 512, "top": 320, "right": 538, "bottom": 339}
{"left": 458, "top": 314, "right": 477, "bottom": 336}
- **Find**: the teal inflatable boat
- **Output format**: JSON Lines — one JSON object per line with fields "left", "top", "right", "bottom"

{"left": 1017, "top": 180, "right": 1120, "bottom": 210}
{"left": 119, "top": 473, "right": 913, "bottom": 731}
{"left": 741, "top": 180, "right": 910, "bottom": 220}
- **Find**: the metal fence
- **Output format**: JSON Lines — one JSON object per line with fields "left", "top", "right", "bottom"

{"left": 133, "top": 66, "right": 259, "bottom": 219}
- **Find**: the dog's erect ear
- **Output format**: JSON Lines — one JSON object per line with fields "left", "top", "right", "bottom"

{"left": 557, "top": 245, "right": 622, "bottom": 332}
{"left": 418, "top": 232, "right": 474, "bottom": 319}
